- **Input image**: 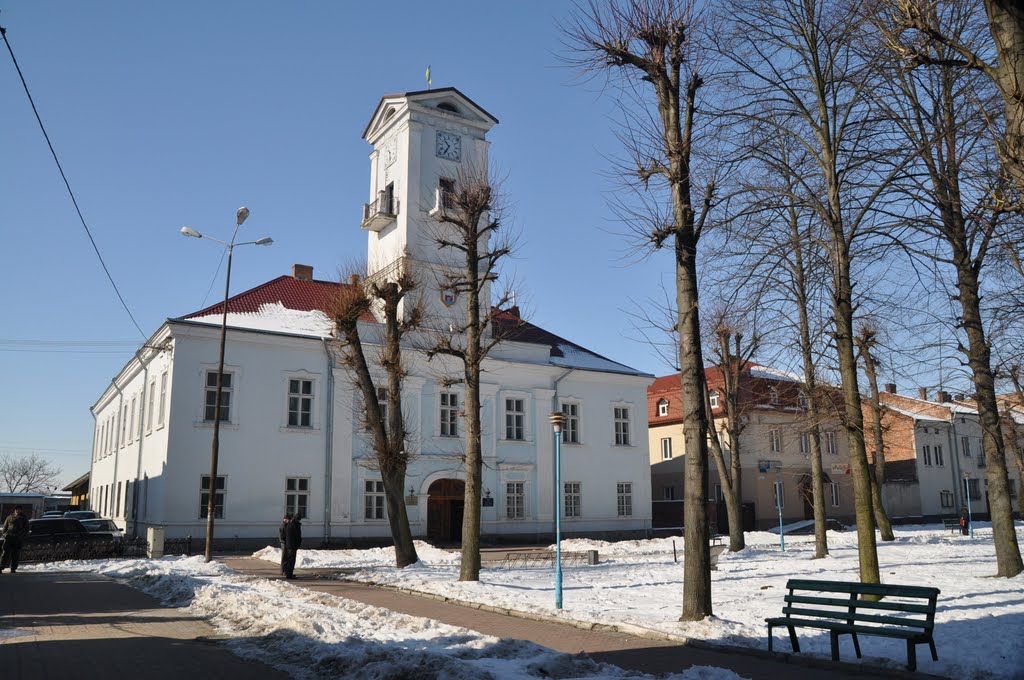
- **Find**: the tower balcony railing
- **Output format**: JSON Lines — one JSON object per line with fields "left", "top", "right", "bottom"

{"left": 362, "top": 191, "right": 399, "bottom": 232}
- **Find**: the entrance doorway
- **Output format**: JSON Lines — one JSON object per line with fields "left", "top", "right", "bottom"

{"left": 427, "top": 479, "right": 465, "bottom": 543}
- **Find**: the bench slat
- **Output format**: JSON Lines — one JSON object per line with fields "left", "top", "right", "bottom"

{"left": 785, "top": 579, "right": 939, "bottom": 599}
{"left": 786, "top": 594, "right": 934, "bottom": 614}
{"left": 781, "top": 607, "right": 931, "bottom": 629}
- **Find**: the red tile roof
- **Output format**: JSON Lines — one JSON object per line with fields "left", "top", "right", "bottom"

{"left": 648, "top": 362, "right": 806, "bottom": 423}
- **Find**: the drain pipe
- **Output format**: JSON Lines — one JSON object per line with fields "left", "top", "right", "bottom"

{"left": 321, "top": 338, "right": 336, "bottom": 547}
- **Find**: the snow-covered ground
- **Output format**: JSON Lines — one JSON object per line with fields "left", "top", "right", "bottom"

{"left": 256, "top": 522, "right": 1024, "bottom": 680}
{"left": 25, "top": 522, "right": 1024, "bottom": 679}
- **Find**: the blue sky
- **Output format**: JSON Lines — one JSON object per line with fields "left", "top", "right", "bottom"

{"left": 1, "top": 1, "right": 682, "bottom": 487}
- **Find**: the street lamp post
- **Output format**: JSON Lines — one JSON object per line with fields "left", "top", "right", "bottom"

{"left": 549, "top": 411, "right": 567, "bottom": 610}
{"left": 963, "top": 471, "right": 974, "bottom": 539}
{"left": 181, "top": 207, "right": 272, "bottom": 562}
{"left": 775, "top": 466, "right": 785, "bottom": 552}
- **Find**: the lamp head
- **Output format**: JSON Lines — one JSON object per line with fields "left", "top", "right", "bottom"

{"left": 236, "top": 206, "right": 250, "bottom": 225}
{"left": 255, "top": 237, "right": 273, "bottom": 246}
{"left": 549, "top": 411, "right": 568, "bottom": 433}
{"left": 180, "top": 226, "right": 202, "bottom": 238}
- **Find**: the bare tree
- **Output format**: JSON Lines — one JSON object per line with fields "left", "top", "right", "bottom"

{"left": 331, "top": 271, "right": 420, "bottom": 568}
{"left": 725, "top": 0, "right": 891, "bottom": 585}
{"left": 0, "top": 453, "right": 61, "bottom": 494}
{"left": 424, "top": 167, "right": 516, "bottom": 582}
{"left": 871, "top": 0, "right": 1024, "bottom": 576}
{"left": 855, "top": 324, "right": 897, "bottom": 541}
{"left": 563, "top": 0, "right": 718, "bottom": 620}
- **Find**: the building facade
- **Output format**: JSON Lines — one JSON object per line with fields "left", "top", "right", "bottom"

{"left": 87, "top": 89, "right": 654, "bottom": 545}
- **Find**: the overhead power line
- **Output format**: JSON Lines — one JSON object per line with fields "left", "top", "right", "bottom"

{"left": 1, "top": 23, "right": 147, "bottom": 339}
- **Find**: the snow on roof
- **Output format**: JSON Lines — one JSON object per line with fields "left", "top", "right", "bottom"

{"left": 186, "top": 303, "right": 335, "bottom": 338}
{"left": 549, "top": 344, "right": 642, "bottom": 375}
{"left": 748, "top": 364, "right": 802, "bottom": 383}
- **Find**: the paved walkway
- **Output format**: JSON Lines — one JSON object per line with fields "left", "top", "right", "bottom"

{"left": 222, "top": 555, "right": 946, "bottom": 680}
{"left": 0, "top": 570, "right": 288, "bottom": 680}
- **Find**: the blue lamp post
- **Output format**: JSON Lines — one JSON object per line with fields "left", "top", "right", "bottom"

{"left": 181, "top": 208, "right": 272, "bottom": 562}
{"left": 549, "top": 411, "right": 567, "bottom": 610}
{"left": 963, "top": 472, "right": 974, "bottom": 538}
{"left": 775, "top": 467, "right": 785, "bottom": 552}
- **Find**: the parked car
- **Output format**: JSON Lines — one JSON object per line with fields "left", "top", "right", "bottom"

{"left": 42, "top": 511, "right": 65, "bottom": 518}
{"left": 10, "top": 518, "right": 116, "bottom": 561}
{"left": 79, "top": 518, "right": 124, "bottom": 544}
{"left": 63, "top": 510, "right": 99, "bottom": 520}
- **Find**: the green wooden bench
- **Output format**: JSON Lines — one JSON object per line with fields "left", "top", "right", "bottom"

{"left": 766, "top": 579, "right": 940, "bottom": 671}
{"left": 942, "top": 518, "right": 961, "bottom": 533}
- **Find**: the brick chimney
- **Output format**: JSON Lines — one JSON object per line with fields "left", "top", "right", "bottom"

{"left": 292, "top": 264, "right": 313, "bottom": 281}
{"left": 884, "top": 383, "right": 896, "bottom": 394}
{"left": 937, "top": 390, "right": 951, "bottom": 403}
{"left": 954, "top": 393, "right": 965, "bottom": 402}
{"left": 349, "top": 274, "right": 360, "bottom": 285}
{"left": 918, "top": 387, "right": 928, "bottom": 400}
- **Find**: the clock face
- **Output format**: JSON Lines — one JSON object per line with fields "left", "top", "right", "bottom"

{"left": 383, "top": 139, "right": 397, "bottom": 167}
{"left": 435, "top": 131, "right": 461, "bottom": 161}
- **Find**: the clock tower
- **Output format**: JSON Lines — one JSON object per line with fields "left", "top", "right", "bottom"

{"left": 360, "top": 88, "right": 499, "bottom": 330}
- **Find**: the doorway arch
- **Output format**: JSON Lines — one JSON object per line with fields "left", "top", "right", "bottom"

{"left": 427, "top": 478, "right": 465, "bottom": 543}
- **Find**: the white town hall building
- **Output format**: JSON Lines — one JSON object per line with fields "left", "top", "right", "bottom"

{"left": 87, "top": 88, "right": 654, "bottom": 546}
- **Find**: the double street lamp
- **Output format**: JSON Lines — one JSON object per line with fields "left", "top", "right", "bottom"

{"left": 181, "top": 207, "right": 272, "bottom": 562}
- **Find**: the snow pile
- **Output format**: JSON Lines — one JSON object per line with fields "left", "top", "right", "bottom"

{"left": 253, "top": 539, "right": 460, "bottom": 570}
{"left": 272, "top": 523, "right": 1024, "bottom": 679}
{"left": 190, "top": 302, "right": 334, "bottom": 337}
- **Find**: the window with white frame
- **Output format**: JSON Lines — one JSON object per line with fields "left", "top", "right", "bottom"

{"left": 564, "top": 482, "right": 581, "bottom": 518}
{"left": 826, "top": 431, "right": 837, "bottom": 455}
{"left": 769, "top": 428, "right": 781, "bottom": 454}
{"left": 961, "top": 435, "right": 971, "bottom": 457}
{"left": 940, "top": 490, "right": 954, "bottom": 508}
{"left": 799, "top": 432, "right": 810, "bottom": 455}
{"left": 661, "top": 437, "right": 673, "bottom": 460}
{"left": 614, "top": 406, "right": 631, "bottom": 446}
{"left": 115, "top": 481, "right": 122, "bottom": 516}
{"left": 935, "top": 444, "right": 944, "bottom": 467}
{"left": 505, "top": 398, "right": 525, "bottom": 440}
{"left": 709, "top": 391, "right": 720, "bottom": 408}
{"left": 616, "top": 482, "right": 633, "bottom": 516}
{"left": 773, "top": 480, "right": 785, "bottom": 508}
{"left": 158, "top": 372, "right": 168, "bottom": 427}
{"left": 560, "top": 402, "right": 580, "bottom": 444}
{"left": 769, "top": 386, "right": 780, "bottom": 405}
{"left": 364, "top": 480, "right": 385, "bottom": 519}
{"left": 200, "top": 475, "right": 225, "bottom": 519}
{"left": 657, "top": 398, "right": 669, "bottom": 417}
{"left": 966, "top": 478, "right": 981, "bottom": 499}
{"left": 922, "top": 445, "right": 932, "bottom": 466}
{"left": 147, "top": 380, "right": 155, "bottom": 433}
{"left": 977, "top": 449, "right": 987, "bottom": 468}
{"left": 506, "top": 481, "right": 524, "bottom": 519}
{"left": 121, "top": 404, "right": 128, "bottom": 446}
{"left": 798, "top": 391, "right": 809, "bottom": 410}
{"left": 128, "top": 398, "right": 136, "bottom": 444}
{"left": 285, "top": 477, "right": 309, "bottom": 518}
{"left": 1008, "top": 479, "right": 1018, "bottom": 498}
{"left": 204, "top": 371, "right": 233, "bottom": 422}
{"left": 440, "top": 392, "right": 459, "bottom": 437}
{"left": 830, "top": 482, "right": 840, "bottom": 507}
{"left": 287, "top": 378, "right": 314, "bottom": 427}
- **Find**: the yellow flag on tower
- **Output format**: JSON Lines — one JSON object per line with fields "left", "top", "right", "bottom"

{"left": 426, "top": 65, "right": 432, "bottom": 89}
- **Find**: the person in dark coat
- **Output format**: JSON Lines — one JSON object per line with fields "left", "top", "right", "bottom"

{"left": 959, "top": 506, "right": 969, "bottom": 536}
{"left": 278, "top": 514, "right": 291, "bottom": 575}
{"left": 1, "top": 506, "right": 30, "bottom": 573}
{"left": 283, "top": 513, "right": 302, "bottom": 579}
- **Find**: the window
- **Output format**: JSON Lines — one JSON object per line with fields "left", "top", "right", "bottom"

{"left": 661, "top": 437, "right": 673, "bottom": 460}
{"left": 1009, "top": 479, "right": 1018, "bottom": 499}
{"left": 616, "top": 482, "right": 633, "bottom": 516}
{"left": 935, "top": 444, "right": 944, "bottom": 467}
{"left": 158, "top": 372, "right": 168, "bottom": 426}
{"left": 377, "top": 386, "right": 388, "bottom": 425}
{"left": 560, "top": 402, "right": 580, "bottom": 444}
{"left": 128, "top": 398, "right": 136, "bottom": 444}
{"left": 200, "top": 475, "right": 225, "bottom": 519}
{"left": 830, "top": 482, "right": 840, "bottom": 507}
{"left": 798, "top": 391, "right": 809, "bottom": 410}
{"left": 799, "top": 433, "right": 810, "bottom": 456}
{"left": 364, "top": 480, "right": 385, "bottom": 519}
{"left": 773, "top": 480, "right": 785, "bottom": 508}
{"left": 439, "top": 177, "right": 456, "bottom": 210}
{"left": 940, "top": 490, "right": 954, "bottom": 508}
{"left": 115, "top": 481, "right": 122, "bottom": 516}
{"left": 922, "top": 445, "right": 932, "bottom": 466}
{"left": 714, "top": 484, "right": 724, "bottom": 502}
{"left": 826, "top": 431, "right": 837, "bottom": 456}
{"left": 286, "top": 478, "right": 309, "bottom": 519}
{"left": 961, "top": 435, "right": 971, "bottom": 457}
{"left": 614, "top": 406, "right": 631, "bottom": 446}
{"left": 657, "top": 399, "right": 669, "bottom": 417}
{"left": 287, "top": 378, "right": 313, "bottom": 427}
{"left": 709, "top": 391, "right": 720, "bottom": 408}
{"left": 505, "top": 398, "right": 525, "bottom": 440}
{"left": 204, "top": 371, "right": 232, "bottom": 422}
{"left": 769, "top": 429, "right": 781, "bottom": 454}
{"left": 147, "top": 380, "right": 156, "bottom": 433}
{"left": 121, "top": 404, "right": 128, "bottom": 447}
{"left": 506, "top": 481, "right": 524, "bottom": 519}
{"left": 564, "top": 482, "right": 581, "bottom": 518}
{"left": 977, "top": 450, "right": 987, "bottom": 468}
{"left": 663, "top": 486, "right": 676, "bottom": 501}
{"left": 440, "top": 392, "right": 459, "bottom": 437}
{"left": 769, "top": 386, "right": 780, "bottom": 405}
{"left": 965, "top": 478, "right": 981, "bottom": 500}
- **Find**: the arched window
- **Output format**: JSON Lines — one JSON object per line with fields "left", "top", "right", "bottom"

{"left": 437, "top": 101, "right": 460, "bottom": 113}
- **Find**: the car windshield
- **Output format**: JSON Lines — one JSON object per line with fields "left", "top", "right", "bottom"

{"left": 81, "top": 520, "right": 116, "bottom": 532}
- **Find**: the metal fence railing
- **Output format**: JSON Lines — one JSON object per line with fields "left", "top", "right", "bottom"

{"left": 15, "top": 534, "right": 192, "bottom": 564}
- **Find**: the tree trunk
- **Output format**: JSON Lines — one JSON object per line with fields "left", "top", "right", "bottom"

{"left": 459, "top": 263, "right": 483, "bottom": 582}
{"left": 955, "top": 258, "right": 1024, "bottom": 577}
{"left": 382, "top": 469, "right": 417, "bottom": 567}
{"left": 858, "top": 334, "right": 895, "bottom": 541}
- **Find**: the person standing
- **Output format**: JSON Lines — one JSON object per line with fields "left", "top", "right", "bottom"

{"left": 278, "top": 514, "right": 291, "bottom": 576}
{"left": 959, "top": 506, "right": 969, "bottom": 536}
{"left": 283, "top": 512, "right": 302, "bottom": 579}
{"left": 1, "top": 506, "right": 30, "bottom": 573}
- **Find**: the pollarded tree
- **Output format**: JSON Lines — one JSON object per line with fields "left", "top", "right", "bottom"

{"left": 331, "top": 271, "right": 420, "bottom": 568}
{"left": 563, "top": 0, "right": 718, "bottom": 621}
{"left": 855, "top": 324, "right": 897, "bottom": 542}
